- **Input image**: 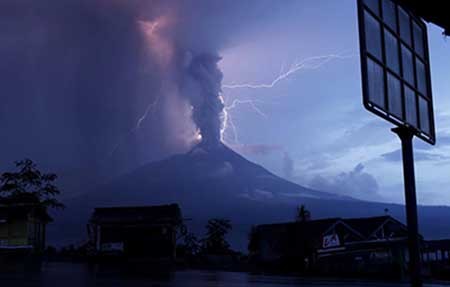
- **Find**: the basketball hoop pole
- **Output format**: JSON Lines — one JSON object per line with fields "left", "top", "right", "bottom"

{"left": 392, "top": 126, "right": 422, "bottom": 287}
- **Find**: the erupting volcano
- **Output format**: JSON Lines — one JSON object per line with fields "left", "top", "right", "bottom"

{"left": 21, "top": 0, "right": 449, "bottom": 252}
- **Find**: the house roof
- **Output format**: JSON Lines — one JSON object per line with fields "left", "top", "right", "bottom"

{"left": 256, "top": 215, "right": 409, "bottom": 241}
{"left": 0, "top": 204, "right": 53, "bottom": 223}
{"left": 90, "top": 203, "right": 181, "bottom": 225}
{"left": 343, "top": 216, "right": 395, "bottom": 238}
{"left": 256, "top": 218, "right": 347, "bottom": 242}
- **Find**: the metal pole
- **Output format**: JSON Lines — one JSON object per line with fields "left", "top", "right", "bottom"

{"left": 392, "top": 127, "right": 422, "bottom": 287}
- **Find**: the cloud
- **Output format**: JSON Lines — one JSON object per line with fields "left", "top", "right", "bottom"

{"left": 0, "top": 0, "right": 294, "bottom": 178}
{"left": 230, "top": 144, "right": 283, "bottom": 156}
{"left": 381, "top": 149, "right": 450, "bottom": 162}
{"left": 0, "top": 0, "right": 183, "bottom": 174}
{"left": 308, "top": 163, "right": 380, "bottom": 200}
{"left": 415, "top": 134, "right": 450, "bottom": 150}
{"left": 282, "top": 152, "right": 294, "bottom": 179}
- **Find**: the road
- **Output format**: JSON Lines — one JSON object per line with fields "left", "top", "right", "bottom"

{"left": 0, "top": 263, "right": 449, "bottom": 287}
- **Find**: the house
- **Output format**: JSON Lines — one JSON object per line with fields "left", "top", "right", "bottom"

{"left": 421, "top": 239, "right": 450, "bottom": 280}
{"left": 249, "top": 215, "right": 412, "bottom": 278}
{"left": 316, "top": 216, "right": 411, "bottom": 278}
{"left": 249, "top": 218, "right": 365, "bottom": 272}
{"left": 423, "top": 239, "right": 450, "bottom": 263}
{"left": 0, "top": 204, "right": 52, "bottom": 252}
{"left": 87, "top": 204, "right": 182, "bottom": 261}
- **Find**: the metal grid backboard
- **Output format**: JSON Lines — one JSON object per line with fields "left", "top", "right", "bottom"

{"left": 357, "top": 0, "right": 435, "bottom": 144}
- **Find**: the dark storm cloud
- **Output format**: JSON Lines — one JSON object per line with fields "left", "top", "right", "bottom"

{"left": 0, "top": 0, "right": 174, "bottom": 175}
{"left": 0, "top": 0, "right": 294, "bottom": 180}
{"left": 308, "top": 163, "right": 380, "bottom": 200}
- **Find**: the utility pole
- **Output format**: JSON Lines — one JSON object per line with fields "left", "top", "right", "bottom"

{"left": 393, "top": 127, "right": 422, "bottom": 287}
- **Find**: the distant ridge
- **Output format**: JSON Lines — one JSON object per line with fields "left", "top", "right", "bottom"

{"left": 49, "top": 142, "right": 450, "bottom": 251}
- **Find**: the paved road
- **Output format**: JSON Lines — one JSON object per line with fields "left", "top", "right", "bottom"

{"left": 1, "top": 263, "right": 449, "bottom": 287}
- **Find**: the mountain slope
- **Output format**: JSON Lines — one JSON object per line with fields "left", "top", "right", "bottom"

{"left": 86, "top": 142, "right": 353, "bottom": 204}
{"left": 49, "top": 143, "right": 450, "bottom": 251}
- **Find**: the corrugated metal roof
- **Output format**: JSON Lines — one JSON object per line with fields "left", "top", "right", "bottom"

{"left": 90, "top": 203, "right": 181, "bottom": 225}
{"left": 256, "top": 215, "right": 409, "bottom": 241}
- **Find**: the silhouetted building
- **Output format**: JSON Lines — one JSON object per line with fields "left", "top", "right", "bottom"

{"left": 0, "top": 204, "right": 52, "bottom": 252}
{"left": 87, "top": 204, "right": 181, "bottom": 261}
{"left": 422, "top": 239, "right": 450, "bottom": 280}
{"left": 249, "top": 216, "right": 412, "bottom": 278}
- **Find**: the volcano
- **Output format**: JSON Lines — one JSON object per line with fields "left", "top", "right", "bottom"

{"left": 52, "top": 143, "right": 450, "bottom": 250}
{"left": 87, "top": 142, "right": 354, "bottom": 205}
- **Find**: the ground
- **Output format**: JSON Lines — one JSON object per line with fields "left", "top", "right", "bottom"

{"left": 0, "top": 263, "right": 449, "bottom": 287}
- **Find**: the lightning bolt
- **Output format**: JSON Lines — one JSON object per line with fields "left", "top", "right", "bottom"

{"left": 221, "top": 97, "right": 268, "bottom": 144}
{"left": 222, "top": 53, "right": 356, "bottom": 90}
{"left": 220, "top": 52, "right": 356, "bottom": 145}
{"left": 225, "top": 99, "right": 267, "bottom": 118}
{"left": 133, "top": 96, "right": 161, "bottom": 132}
{"left": 108, "top": 96, "right": 161, "bottom": 157}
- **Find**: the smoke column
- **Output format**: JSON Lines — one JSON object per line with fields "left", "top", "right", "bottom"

{"left": 183, "top": 53, "right": 224, "bottom": 147}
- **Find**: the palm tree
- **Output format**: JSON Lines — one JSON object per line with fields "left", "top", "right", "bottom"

{"left": 295, "top": 205, "right": 311, "bottom": 222}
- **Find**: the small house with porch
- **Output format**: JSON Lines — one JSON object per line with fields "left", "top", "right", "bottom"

{"left": 0, "top": 204, "right": 52, "bottom": 252}
{"left": 87, "top": 204, "right": 182, "bottom": 261}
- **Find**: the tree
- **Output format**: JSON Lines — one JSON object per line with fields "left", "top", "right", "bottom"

{"left": 201, "top": 218, "right": 232, "bottom": 255}
{"left": 295, "top": 205, "right": 311, "bottom": 222}
{"left": 180, "top": 232, "right": 200, "bottom": 257}
{"left": 248, "top": 226, "right": 260, "bottom": 257}
{"left": 0, "top": 159, "right": 64, "bottom": 209}
{"left": 175, "top": 221, "right": 200, "bottom": 258}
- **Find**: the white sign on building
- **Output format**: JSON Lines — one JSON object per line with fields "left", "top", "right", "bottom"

{"left": 322, "top": 234, "right": 340, "bottom": 248}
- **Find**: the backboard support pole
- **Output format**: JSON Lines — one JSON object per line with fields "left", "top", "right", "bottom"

{"left": 392, "top": 127, "right": 422, "bottom": 287}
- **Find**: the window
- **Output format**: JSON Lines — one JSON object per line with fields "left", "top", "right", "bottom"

{"left": 382, "top": 0, "right": 397, "bottom": 31}
{"left": 364, "top": 0, "right": 380, "bottom": 15}
{"left": 387, "top": 73, "right": 402, "bottom": 118}
{"left": 401, "top": 45, "right": 414, "bottom": 85}
{"left": 364, "top": 11, "right": 382, "bottom": 60}
{"left": 367, "top": 58, "right": 385, "bottom": 108}
{"left": 405, "top": 86, "right": 417, "bottom": 126}
{"left": 398, "top": 7, "right": 411, "bottom": 45}
{"left": 416, "top": 59, "right": 427, "bottom": 96}
{"left": 384, "top": 29, "right": 400, "bottom": 74}
{"left": 413, "top": 21, "right": 425, "bottom": 58}
{"left": 419, "top": 96, "right": 430, "bottom": 135}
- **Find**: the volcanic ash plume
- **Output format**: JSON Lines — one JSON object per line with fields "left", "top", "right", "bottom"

{"left": 135, "top": 0, "right": 281, "bottom": 151}
{"left": 183, "top": 53, "right": 225, "bottom": 147}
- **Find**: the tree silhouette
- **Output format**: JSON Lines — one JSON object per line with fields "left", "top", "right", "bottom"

{"left": 0, "top": 159, "right": 64, "bottom": 209}
{"left": 202, "top": 218, "right": 232, "bottom": 255}
{"left": 175, "top": 221, "right": 200, "bottom": 258}
{"left": 295, "top": 204, "right": 311, "bottom": 222}
{"left": 248, "top": 226, "right": 260, "bottom": 256}
{"left": 181, "top": 232, "right": 201, "bottom": 257}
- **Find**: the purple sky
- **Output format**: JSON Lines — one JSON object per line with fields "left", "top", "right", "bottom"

{"left": 0, "top": 0, "right": 449, "bottom": 205}
{"left": 219, "top": 1, "right": 450, "bottom": 205}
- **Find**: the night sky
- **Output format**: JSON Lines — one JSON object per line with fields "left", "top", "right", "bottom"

{"left": 1, "top": 1, "right": 449, "bottom": 205}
